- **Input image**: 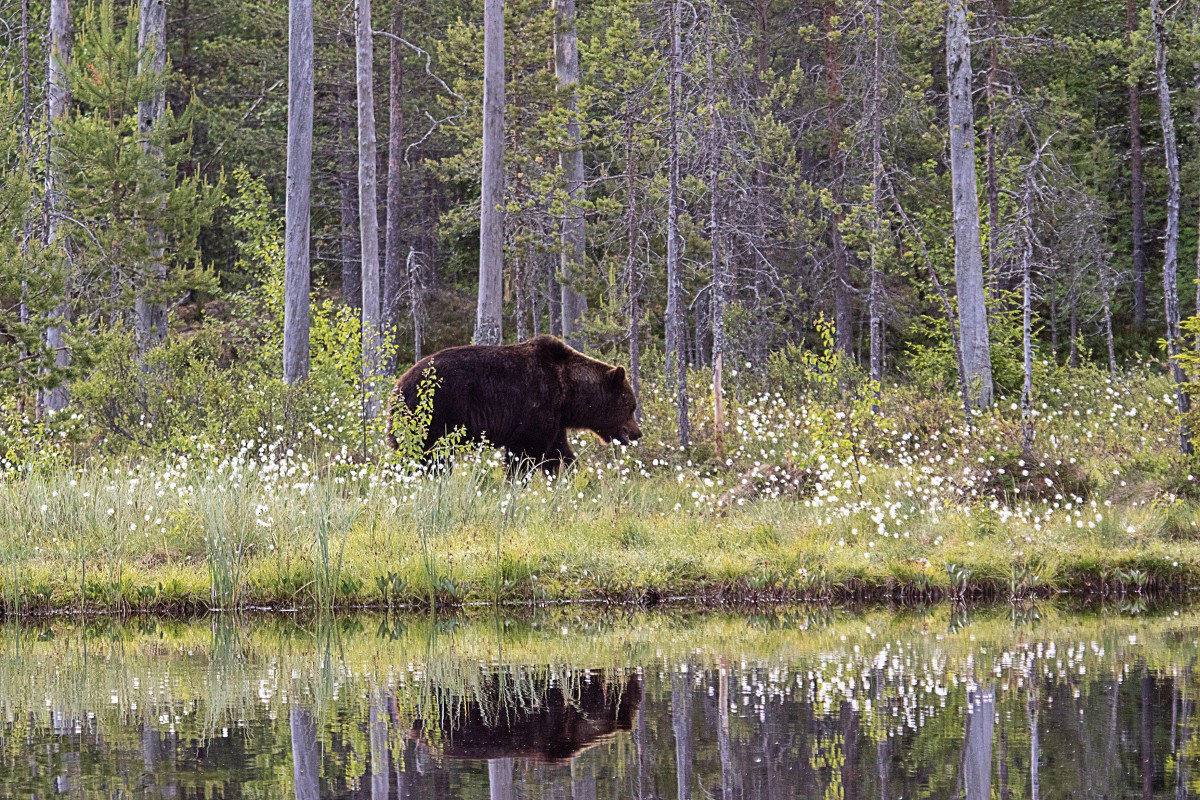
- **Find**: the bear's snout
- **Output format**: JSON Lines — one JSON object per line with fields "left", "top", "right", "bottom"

{"left": 617, "top": 424, "right": 642, "bottom": 445}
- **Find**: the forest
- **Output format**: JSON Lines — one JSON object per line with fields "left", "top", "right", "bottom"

{"left": 6, "top": 0, "right": 1200, "bottom": 610}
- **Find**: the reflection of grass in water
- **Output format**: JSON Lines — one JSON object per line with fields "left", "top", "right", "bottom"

{"left": 1, "top": 601, "right": 1199, "bottom": 768}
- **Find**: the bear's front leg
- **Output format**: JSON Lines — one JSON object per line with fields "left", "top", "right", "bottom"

{"left": 541, "top": 430, "right": 576, "bottom": 475}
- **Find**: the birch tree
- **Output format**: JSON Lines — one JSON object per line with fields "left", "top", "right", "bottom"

{"left": 134, "top": 0, "right": 168, "bottom": 353}
{"left": 554, "top": 0, "right": 588, "bottom": 347}
{"left": 1151, "top": 0, "right": 1191, "bottom": 454}
{"left": 475, "top": 0, "right": 505, "bottom": 345}
{"left": 358, "top": 0, "right": 383, "bottom": 417}
{"left": 946, "top": 0, "right": 994, "bottom": 408}
{"left": 43, "top": 0, "right": 71, "bottom": 413}
{"left": 283, "top": 0, "right": 314, "bottom": 385}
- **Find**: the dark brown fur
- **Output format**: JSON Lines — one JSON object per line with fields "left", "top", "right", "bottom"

{"left": 386, "top": 335, "right": 642, "bottom": 472}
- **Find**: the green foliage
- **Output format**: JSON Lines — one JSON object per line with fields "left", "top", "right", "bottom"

{"left": 384, "top": 362, "right": 467, "bottom": 468}
{"left": 70, "top": 169, "right": 376, "bottom": 457}
{"left": 0, "top": 80, "right": 70, "bottom": 395}
{"left": 63, "top": 0, "right": 220, "bottom": 319}
{"left": 905, "top": 298, "right": 1028, "bottom": 398}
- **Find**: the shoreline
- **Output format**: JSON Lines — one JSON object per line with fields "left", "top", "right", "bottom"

{"left": 2, "top": 551, "right": 1197, "bottom": 616}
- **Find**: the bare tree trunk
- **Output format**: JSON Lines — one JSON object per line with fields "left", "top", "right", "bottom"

{"left": 134, "top": 0, "right": 168, "bottom": 352}
{"left": 666, "top": 0, "right": 689, "bottom": 447}
{"left": 1020, "top": 166, "right": 1036, "bottom": 456}
{"left": 290, "top": 705, "right": 320, "bottom": 800}
{"left": 284, "top": 0, "right": 314, "bottom": 385}
{"left": 43, "top": 0, "right": 72, "bottom": 413}
{"left": 338, "top": 24, "right": 361, "bottom": 311}
{"left": 383, "top": 0, "right": 406, "bottom": 369}
{"left": 1130, "top": 0, "right": 1148, "bottom": 326}
{"left": 868, "top": 0, "right": 885, "bottom": 392}
{"left": 624, "top": 112, "right": 641, "bottom": 405}
{"left": 548, "top": 259, "right": 562, "bottom": 336}
{"left": 554, "top": 0, "right": 588, "bottom": 347}
{"left": 947, "top": 0, "right": 994, "bottom": 408}
{"left": 476, "top": 0, "right": 505, "bottom": 345}
{"left": 1103, "top": 273, "right": 1118, "bottom": 375}
{"left": 357, "top": 0, "right": 383, "bottom": 418}
{"left": 824, "top": 0, "right": 852, "bottom": 357}
{"left": 515, "top": 250, "right": 529, "bottom": 342}
{"left": 1069, "top": 287, "right": 1079, "bottom": 368}
{"left": 1153, "top": 0, "right": 1192, "bottom": 454}
{"left": 706, "top": 0, "right": 726, "bottom": 458}
{"left": 1049, "top": 282, "right": 1058, "bottom": 359}
{"left": 408, "top": 246, "right": 423, "bottom": 360}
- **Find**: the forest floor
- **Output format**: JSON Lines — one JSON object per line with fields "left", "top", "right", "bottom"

{"left": 4, "top": 362, "right": 1200, "bottom": 614}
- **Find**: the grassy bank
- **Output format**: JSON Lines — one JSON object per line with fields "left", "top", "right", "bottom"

{"left": 4, "top": 358, "right": 1200, "bottom": 613}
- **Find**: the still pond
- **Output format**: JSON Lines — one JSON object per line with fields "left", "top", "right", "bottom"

{"left": 1, "top": 602, "right": 1198, "bottom": 798}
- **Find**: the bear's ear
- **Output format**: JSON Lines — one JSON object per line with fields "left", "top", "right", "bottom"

{"left": 609, "top": 365, "right": 626, "bottom": 384}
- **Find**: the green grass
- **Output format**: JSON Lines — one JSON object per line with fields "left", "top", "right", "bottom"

{"left": 2, "top": 451, "right": 1200, "bottom": 614}
{"left": 4, "top": 361, "right": 1200, "bottom": 613}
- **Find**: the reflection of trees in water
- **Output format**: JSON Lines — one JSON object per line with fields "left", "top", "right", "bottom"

{"left": 6, "top": 611, "right": 1200, "bottom": 797}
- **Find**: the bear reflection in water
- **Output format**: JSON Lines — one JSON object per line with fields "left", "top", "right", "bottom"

{"left": 412, "top": 670, "right": 641, "bottom": 763}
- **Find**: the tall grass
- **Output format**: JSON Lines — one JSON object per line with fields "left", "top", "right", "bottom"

{"left": 1, "top": 363, "right": 1199, "bottom": 612}
{"left": 197, "top": 477, "right": 259, "bottom": 609}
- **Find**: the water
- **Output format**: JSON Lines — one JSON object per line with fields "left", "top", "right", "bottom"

{"left": 0, "top": 602, "right": 1197, "bottom": 798}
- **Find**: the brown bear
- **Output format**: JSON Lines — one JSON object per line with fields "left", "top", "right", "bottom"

{"left": 386, "top": 335, "right": 642, "bottom": 472}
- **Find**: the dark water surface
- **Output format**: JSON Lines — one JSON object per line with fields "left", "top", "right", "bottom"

{"left": 2, "top": 603, "right": 1199, "bottom": 798}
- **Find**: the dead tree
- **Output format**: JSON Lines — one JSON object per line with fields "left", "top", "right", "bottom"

{"left": 946, "top": 0, "right": 994, "bottom": 408}
{"left": 1151, "top": 0, "right": 1191, "bottom": 453}
{"left": 284, "top": 0, "right": 314, "bottom": 385}
{"left": 475, "top": 0, "right": 505, "bottom": 345}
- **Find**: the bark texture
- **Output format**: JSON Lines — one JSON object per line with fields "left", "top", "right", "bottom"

{"left": 134, "top": 0, "right": 168, "bottom": 352}
{"left": 357, "top": 0, "right": 383, "bottom": 417}
{"left": 554, "top": 0, "right": 588, "bottom": 347}
{"left": 283, "top": 0, "right": 314, "bottom": 385}
{"left": 666, "top": 0, "right": 689, "bottom": 446}
{"left": 946, "top": 0, "right": 994, "bottom": 408}
{"left": 43, "top": 0, "right": 71, "bottom": 412}
{"left": 475, "top": 0, "right": 505, "bottom": 345}
{"left": 1152, "top": 0, "right": 1192, "bottom": 453}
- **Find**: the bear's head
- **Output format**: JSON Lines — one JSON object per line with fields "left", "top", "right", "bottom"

{"left": 596, "top": 366, "right": 642, "bottom": 446}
